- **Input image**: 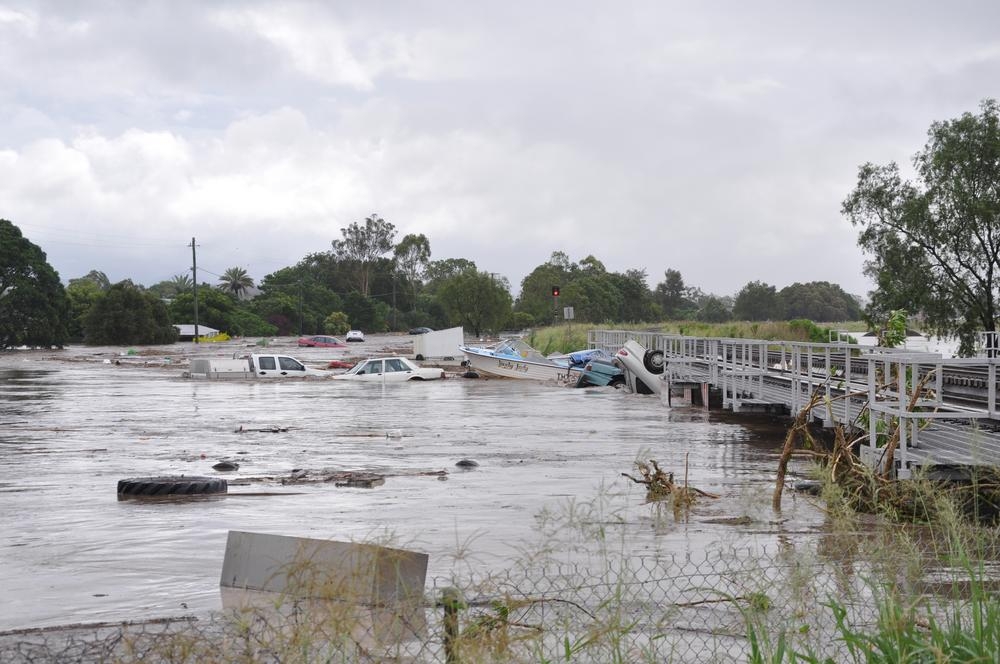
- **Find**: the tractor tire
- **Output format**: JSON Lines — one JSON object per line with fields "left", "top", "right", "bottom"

{"left": 117, "top": 476, "right": 228, "bottom": 498}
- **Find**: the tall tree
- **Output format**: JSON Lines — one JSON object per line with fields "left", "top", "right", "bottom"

{"left": 68, "top": 270, "right": 111, "bottom": 292}
{"left": 562, "top": 274, "right": 623, "bottom": 323}
{"left": 332, "top": 213, "right": 396, "bottom": 297}
{"left": 439, "top": 270, "right": 512, "bottom": 337}
{"left": 84, "top": 281, "right": 177, "bottom": 345}
{"left": 342, "top": 291, "right": 378, "bottom": 331}
{"left": 516, "top": 252, "right": 574, "bottom": 324}
{"left": 611, "top": 268, "right": 657, "bottom": 322}
{"left": 66, "top": 279, "right": 103, "bottom": 340}
{"left": 843, "top": 98, "right": 1000, "bottom": 355}
{"left": 778, "top": 281, "right": 862, "bottom": 322}
{"left": 394, "top": 233, "right": 431, "bottom": 307}
{"left": 733, "top": 280, "right": 780, "bottom": 321}
{"left": 257, "top": 260, "right": 344, "bottom": 335}
{"left": 696, "top": 296, "right": 732, "bottom": 323}
{"left": 654, "top": 269, "right": 692, "bottom": 319}
{"left": 218, "top": 267, "right": 254, "bottom": 299}
{"left": 424, "top": 258, "right": 477, "bottom": 293}
{"left": 0, "top": 219, "right": 70, "bottom": 348}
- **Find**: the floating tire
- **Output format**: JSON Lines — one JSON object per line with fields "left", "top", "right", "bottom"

{"left": 643, "top": 350, "right": 666, "bottom": 374}
{"left": 117, "top": 476, "right": 228, "bottom": 498}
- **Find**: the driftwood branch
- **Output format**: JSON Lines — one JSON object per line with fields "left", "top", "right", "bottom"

{"left": 622, "top": 458, "right": 719, "bottom": 503}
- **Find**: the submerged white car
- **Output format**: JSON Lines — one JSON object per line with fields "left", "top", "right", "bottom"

{"left": 332, "top": 356, "right": 444, "bottom": 382}
{"left": 614, "top": 340, "right": 666, "bottom": 394}
{"left": 346, "top": 330, "right": 365, "bottom": 342}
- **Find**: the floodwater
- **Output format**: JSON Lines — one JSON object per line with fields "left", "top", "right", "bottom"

{"left": 0, "top": 336, "right": 826, "bottom": 632}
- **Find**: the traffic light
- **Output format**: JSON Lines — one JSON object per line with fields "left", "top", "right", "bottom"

{"left": 551, "top": 285, "right": 560, "bottom": 297}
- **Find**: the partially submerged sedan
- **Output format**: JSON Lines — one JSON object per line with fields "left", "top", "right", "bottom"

{"left": 298, "top": 335, "right": 346, "bottom": 348}
{"left": 332, "top": 356, "right": 444, "bottom": 382}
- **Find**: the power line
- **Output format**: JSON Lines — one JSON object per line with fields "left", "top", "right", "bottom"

{"left": 16, "top": 222, "right": 182, "bottom": 249}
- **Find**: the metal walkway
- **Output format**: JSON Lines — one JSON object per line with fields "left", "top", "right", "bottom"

{"left": 589, "top": 330, "right": 1000, "bottom": 478}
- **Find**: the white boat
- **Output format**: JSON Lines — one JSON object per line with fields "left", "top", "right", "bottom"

{"left": 459, "top": 338, "right": 584, "bottom": 384}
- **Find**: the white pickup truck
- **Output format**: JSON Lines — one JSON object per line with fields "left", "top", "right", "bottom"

{"left": 185, "top": 353, "right": 332, "bottom": 380}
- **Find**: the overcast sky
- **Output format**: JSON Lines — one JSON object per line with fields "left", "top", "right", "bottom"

{"left": 2, "top": 1, "right": 998, "bottom": 298}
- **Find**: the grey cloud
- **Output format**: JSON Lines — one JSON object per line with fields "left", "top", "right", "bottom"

{"left": 2, "top": 0, "right": 998, "bottom": 297}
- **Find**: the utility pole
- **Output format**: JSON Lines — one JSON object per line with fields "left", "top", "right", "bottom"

{"left": 190, "top": 237, "right": 200, "bottom": 344}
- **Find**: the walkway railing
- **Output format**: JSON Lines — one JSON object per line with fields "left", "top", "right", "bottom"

{"left": 589, "top": 330, "right": 1000, "bottom": 476}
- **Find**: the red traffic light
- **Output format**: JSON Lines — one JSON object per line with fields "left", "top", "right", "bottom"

{"left": 551, "top": 286, "right": 560, "bottom": 297}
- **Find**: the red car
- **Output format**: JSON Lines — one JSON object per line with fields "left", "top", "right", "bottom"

{"left": 297, "top": 335, "right": 347, "bottom": 348}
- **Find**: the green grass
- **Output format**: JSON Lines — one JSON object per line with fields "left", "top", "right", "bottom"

{"left": 525, "top": 320, "right": 866, "bottom": 354}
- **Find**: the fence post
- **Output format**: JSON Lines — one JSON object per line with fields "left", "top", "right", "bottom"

{"left": 440, "top": 586, "right": 465, "bottom": 664}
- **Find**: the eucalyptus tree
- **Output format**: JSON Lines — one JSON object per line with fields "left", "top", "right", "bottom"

{"left": 393, "top": 233, "right": 431, "bottom": 306}
{"left": 68, "top": 270, "right": 111, "bottom": 292}
{"left": 424, "top": 258, "right": 477, "bottom": 293}
{"left": 332, "top": 213, "right": 396, "bottom": 297}
{"left": 843, "top": 99, "right": 1000, "bottom": 355}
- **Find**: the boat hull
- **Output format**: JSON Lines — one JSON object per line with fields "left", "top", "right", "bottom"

{"left": 461, "top": 347, "right": 581, "bottom": 383}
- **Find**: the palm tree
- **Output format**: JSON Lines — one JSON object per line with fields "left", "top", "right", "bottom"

{"left": 218, "top": 267, "right": 254, "bottom": 299}
{"left": 169, "top": 273, "right": 193, "bottom": 295}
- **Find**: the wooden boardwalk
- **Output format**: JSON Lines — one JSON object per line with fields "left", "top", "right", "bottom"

{"left": 590, "top": 330, "right": 1000, "bottom": 478}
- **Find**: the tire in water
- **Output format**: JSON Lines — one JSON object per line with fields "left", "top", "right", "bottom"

{"left": 117, "top": 476, "right": 228, "bottom": 497}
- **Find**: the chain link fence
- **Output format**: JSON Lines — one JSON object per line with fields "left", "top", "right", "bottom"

{"left": 4, "top": 542, "right": 967, "bottom": 663}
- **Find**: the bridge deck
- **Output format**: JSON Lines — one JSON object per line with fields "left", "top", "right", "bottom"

{"left": 590, "top": 331, "right": 1000, "bottom": 477}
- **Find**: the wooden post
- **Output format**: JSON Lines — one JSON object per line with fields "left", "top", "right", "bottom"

{"left": 440, "top": 586, "right": 464, "bottom": 664}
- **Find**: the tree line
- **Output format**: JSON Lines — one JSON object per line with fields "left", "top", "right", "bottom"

{"left": 3, "top": 99, "right": 998, "bottom": 354}
{"left": 1, "top": 214, "right": 863, "bottom": 348}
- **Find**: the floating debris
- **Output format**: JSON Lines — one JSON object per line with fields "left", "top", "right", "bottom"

{"left": 622, "top": 458, "right": 719, "bottom": 504}
{"left": 212, "top": 461, "right": 240, "bottom": 471}
{"left": 275, "top": 468, "right": 447, "bottom": 486}
{"left": 235, "top": 425, "right": 289, "bottom": 434}
{"left": 334, "top": 473, "right": 386, "bottom": 489}
{"left": 455, "top": 459, "right": 479, "bottom": 468}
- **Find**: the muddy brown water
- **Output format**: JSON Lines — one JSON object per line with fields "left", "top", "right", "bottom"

{"left": 0, "top": 337, "right": 826, "bottom": 631}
